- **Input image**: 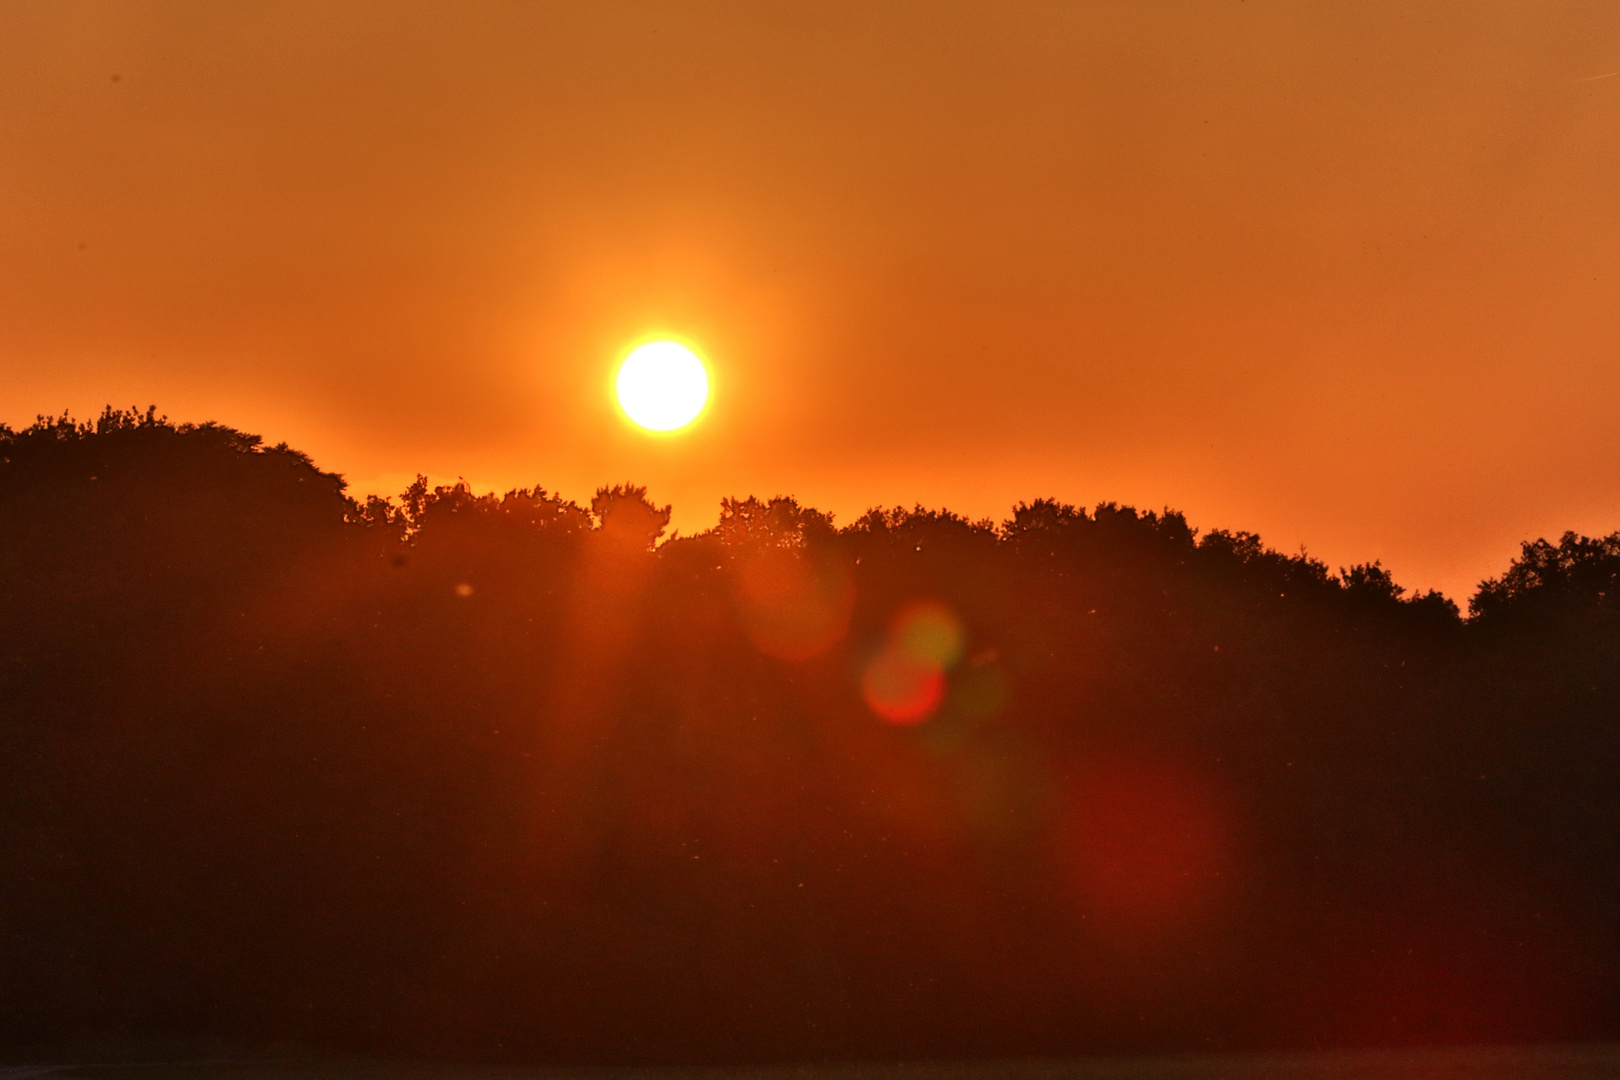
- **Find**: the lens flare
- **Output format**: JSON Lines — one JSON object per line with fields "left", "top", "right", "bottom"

{"left": 893, "top": 601, "right": 965, "bottom": 667}
{"left": 862, "top": 600, "right": 967, "bottom": 724}
{"left": 862, "top": 649, "right": 945, "bottom": 723}
{"left": 1063, "top": 759, "right": 1233, "bottom": 934}
{"left": 736, "top": 549, "right": 855, "bottom": 661}
{"left": 615, "top": 341, "right": 709, "bottom": 432}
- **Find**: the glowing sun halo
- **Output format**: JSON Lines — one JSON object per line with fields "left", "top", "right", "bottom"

{"left": 616, "top": 342, "right": 709, "bottom": 432}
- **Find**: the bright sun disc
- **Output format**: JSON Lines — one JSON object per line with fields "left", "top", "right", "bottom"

{"left": 616, "top": 342, "right": 709, "bottom": 432}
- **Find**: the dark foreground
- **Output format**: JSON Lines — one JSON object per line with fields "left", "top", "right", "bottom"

{"left": 8, "top": 412, "right": 1620, "bottom": 1059}
{"left": 9, "top": 1048, "right": 1620, "bottom": 1080}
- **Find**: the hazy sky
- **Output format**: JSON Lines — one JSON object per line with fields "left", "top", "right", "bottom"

{"left": 4, "top": 1, "right": 1618, "bottom": 599}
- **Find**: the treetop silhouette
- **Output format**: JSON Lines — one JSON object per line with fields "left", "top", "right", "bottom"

{"left": 2, "top": 409, "right": 1617, "bottom": 1064}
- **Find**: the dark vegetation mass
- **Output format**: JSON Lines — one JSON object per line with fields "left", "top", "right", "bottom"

{"left": 4, "top": 409, "right": 1620, "bottom": 1063}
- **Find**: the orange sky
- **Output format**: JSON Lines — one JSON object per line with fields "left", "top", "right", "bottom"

{"left": 3, "top": 2, "right": 1618, "bottom": 600}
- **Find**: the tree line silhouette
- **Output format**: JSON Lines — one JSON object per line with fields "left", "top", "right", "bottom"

{"left": 4, "top": 408, "right": 1620, "bottom": 1064}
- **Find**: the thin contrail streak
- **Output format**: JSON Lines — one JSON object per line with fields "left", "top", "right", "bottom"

{"left": 1580, "top": 71, "right": 1619, "bottom": 81}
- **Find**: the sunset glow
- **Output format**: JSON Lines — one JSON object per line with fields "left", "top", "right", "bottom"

{"left": 10, "top": 3, "right": 1620, "bottom": 1067}
{"left": 5, "top": 3, "right": 1617, "bottom": 597}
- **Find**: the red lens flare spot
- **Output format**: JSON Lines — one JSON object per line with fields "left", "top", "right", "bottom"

{"left": 861, "top": 599, "right": 968, "bottom": 723}
{"left": 1064, "top": 759, "right": 1233, "bottom": 935}
{"left": 862, "top": 648, "right": 945, "bottom": 723}
{"left": 735, "top": 548, "right": 855, "bottom": 661}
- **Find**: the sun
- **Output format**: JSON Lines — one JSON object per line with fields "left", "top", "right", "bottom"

{"left": 615, "top": 341, "right": 710, "bottom": 432}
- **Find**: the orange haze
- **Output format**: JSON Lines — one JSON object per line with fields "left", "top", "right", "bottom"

{"left": 4, "top": 2, "right": 1619, "bottom": 600}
